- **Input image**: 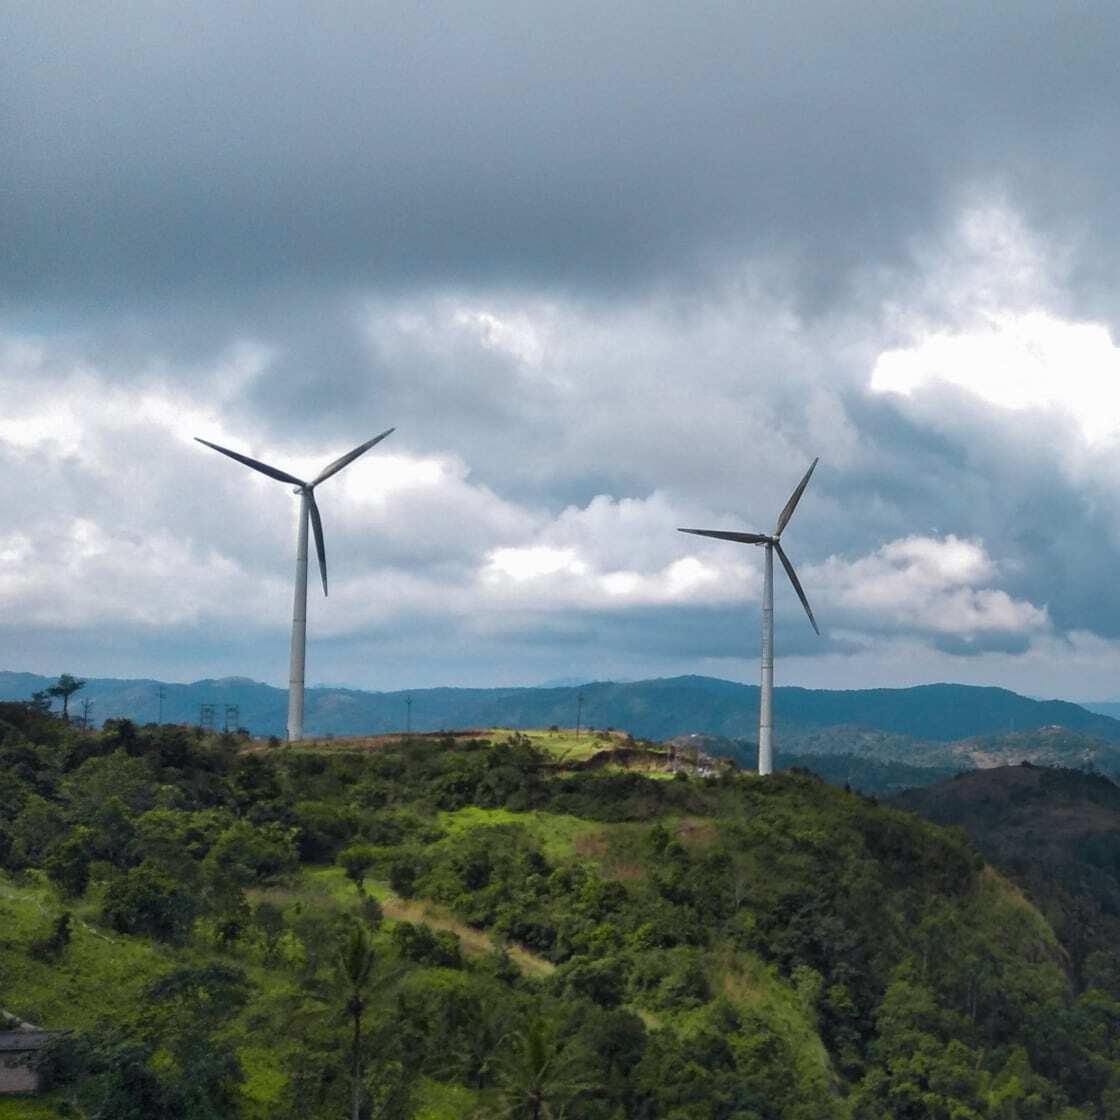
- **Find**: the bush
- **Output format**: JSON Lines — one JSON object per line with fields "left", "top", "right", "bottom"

{"left": 30, "top": 911, "right": 73, "bottom": 961}
{"left": 392, "top": 921, "right": 462, "bottom": 968}
{"left": 102, "top": 863, "right": 198, "bottom": 943}
{"left": 337, "top": 842, "right": 378, "bottom": 892}
{"left": 45, "top": 827, "right": 94, "bottom": 898}
{"left": 204, "top": 820, "right": 298, "bottom": 886}
{"left": 389, "top": 855, "right": 422, "bottom": 898}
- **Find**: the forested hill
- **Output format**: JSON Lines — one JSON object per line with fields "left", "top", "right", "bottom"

{"left": 3, "top": 669, "right": 1119, "bottom": 743}
{"left": 894, "top": 764, "right": 1120, "bottom": 982}
{"left": 2, "top": 705, "right": 1119, "bottom": 1117}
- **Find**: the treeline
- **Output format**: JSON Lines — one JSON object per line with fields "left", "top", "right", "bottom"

{"left": 1, "top": 703, "right": 1119, "bottom": 1117}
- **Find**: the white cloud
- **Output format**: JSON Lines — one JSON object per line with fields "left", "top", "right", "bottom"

{"left": 872, "top": 309, "right": 1120, "bottom": 444}
{"left": 813, "top": 534, "right": 1048, "bottom": 636}
{"left": 870, "top": 200, "right": 1120, "bottom": 447}
{"left": 485, "top": 546, "right": 587, "bottom": 582}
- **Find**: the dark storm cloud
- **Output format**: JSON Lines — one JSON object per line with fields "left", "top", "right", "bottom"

{"left": 8, "top": 1, "right": 1120, "bottom": 698}
{"left": 5, "top": 1, "right": 1120, "bottom": 312}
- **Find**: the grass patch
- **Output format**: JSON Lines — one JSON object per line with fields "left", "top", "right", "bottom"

{"left": 438, "top": 806, "right": 603, "bottom": 863}
{"left": 488, "top": 727, "right": 627, "bottom": 763}
{"left": 716, "top": 948, "right": 835, "bottom": 1093}
{"left": 239, "top": 1044, "right": 289, "bottom": 1115}
{"left": 0, "top": 873, "right": 174, "bottom": 1031}
{"left": 0, "top": 1095, "right": 63, "bottom": 1119}
{"left": 412, "top": 1077, "right": 479, "bottom": 1119}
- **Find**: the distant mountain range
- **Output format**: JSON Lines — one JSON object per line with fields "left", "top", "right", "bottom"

{"left": 4, "top": 669, "right": 1120, "bottom": 750}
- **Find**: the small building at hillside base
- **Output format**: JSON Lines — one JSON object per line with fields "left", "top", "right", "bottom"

{"left": 0, "top": 1030, "right": 66, "bottom": 1094}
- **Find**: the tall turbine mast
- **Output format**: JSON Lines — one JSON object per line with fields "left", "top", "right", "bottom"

{"left": 196, "top": 429, "right": 394, "bottom": 741}
{"left": 678, "top": 459, "right": 821, "bottom": 775}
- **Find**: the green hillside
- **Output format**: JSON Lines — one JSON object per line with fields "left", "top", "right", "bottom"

{"left": 1, "top": 705, "right": 1117, "bottom": 1118}
{"left": 895, "top": 764, "right": 1120, "bottom": 985}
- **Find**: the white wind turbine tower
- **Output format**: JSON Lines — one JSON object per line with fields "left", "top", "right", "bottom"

{"left": 678, "top": 459, "right": 821, "bottom": 775}
{"left": 196, "top": 429, "right": 394, "bottom": 742}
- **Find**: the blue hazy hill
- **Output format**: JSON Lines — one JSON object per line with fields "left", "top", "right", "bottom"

{"left": 2, "top": 670, "right": 1118, "bottom": 746}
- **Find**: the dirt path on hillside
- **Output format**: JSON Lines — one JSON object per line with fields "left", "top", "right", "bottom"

{"left": 378, "top": 892, "right": 555, "bottom": 978}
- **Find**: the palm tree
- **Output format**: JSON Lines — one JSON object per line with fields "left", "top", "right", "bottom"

{"left": 338, "top": 922, "right": 376, "bottom": 1120}
{"left": 491, "top": 1016, "right": 594, "bottom": 1120}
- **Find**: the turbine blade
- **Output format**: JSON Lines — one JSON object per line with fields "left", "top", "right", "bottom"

{"left": 678, "top": 528, "right": 770, "bottom": 544}
{"left": 775, "top": 541, "right": 820, "bottom": 635}
{"left": 308, "top": 493, "right": 328, "bottom": 596}
{"left": 774, "top": 457, "right": 819, "bottom": 536}
{"left": 194, "top": 438, "right": 306, "bottom": 487}
{"left": 311, "top": 428, "right": 395, "bottom": 488}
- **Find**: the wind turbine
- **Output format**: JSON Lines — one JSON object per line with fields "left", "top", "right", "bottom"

{"left": 678, "top": 459, "right": 820, "bottom": 776}
{"left": 195, "top": 429, "right": 394, "bottom": 742}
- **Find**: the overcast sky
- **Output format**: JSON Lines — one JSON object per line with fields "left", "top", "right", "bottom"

{"left": 5, "top": 1, "right": 1120, "bottom": 699}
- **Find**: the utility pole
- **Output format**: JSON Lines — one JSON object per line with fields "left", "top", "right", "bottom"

{"left": 157, "top": 685, "right": 165, "bottom": 725}
{"left": 576, "top": 692, "right": 584, "bottom": 739}
{"left": 405, "top": 695, "right": 412, "bottom": 736}
{"left": 199, "top": 704, "right": 216, "bottom": 732}
{"left": 224, "top": 704, "right": 240, "bottom": 733}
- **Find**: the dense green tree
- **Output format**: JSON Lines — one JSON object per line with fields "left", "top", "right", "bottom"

{"left": 44, "top": 825, "right": 95, "bottom": 897}
{"left": 102, "top": 861, "right": 198, "bottom": 943}
{"left": 203, "top": 818, "right": 297, "bottom": 886}
{"left": 7, "top": 793, "right": 67, "bottom": 866}
{"left": 43, "top": 1028, "right": 174, "bottom": 1119}
{"left": 338, "top": 842, "right": 378, "bottom": 894}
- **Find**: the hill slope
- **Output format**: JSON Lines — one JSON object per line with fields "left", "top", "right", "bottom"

{"left": 894, "top": 764, "right": 1120, "bottom": 982}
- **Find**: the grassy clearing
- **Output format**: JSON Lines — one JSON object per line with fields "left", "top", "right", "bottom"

{"left": 488, "top": 727, "right": 631, "bottom": 762}
{"left": 254, "top": 726, "right": 668, "bottom": 768}
{"left": 437, "top": 805, "right": 714, "bottom": 880}
{"left": 0, "top": 873, "right": 174, "bottom": 1031}
{"left": 438, "top": 805, "right": 604, "bottom": 863}
{"left": 716, "top": 948, "right": 836, "bottom": 1093}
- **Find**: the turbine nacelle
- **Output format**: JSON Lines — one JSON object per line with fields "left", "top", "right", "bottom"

{"left": 195, "top": 428, "right": 394, "bottom": 598}
{"left": 677, "top": 456, "right": 821, "bottom": 635}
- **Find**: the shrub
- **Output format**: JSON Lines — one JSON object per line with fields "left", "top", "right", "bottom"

{"left": 102, "top": 863, "right": 198, "bottom": 943}
{"left": 392, "top": 921, "right": 462, "bottom": 968}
